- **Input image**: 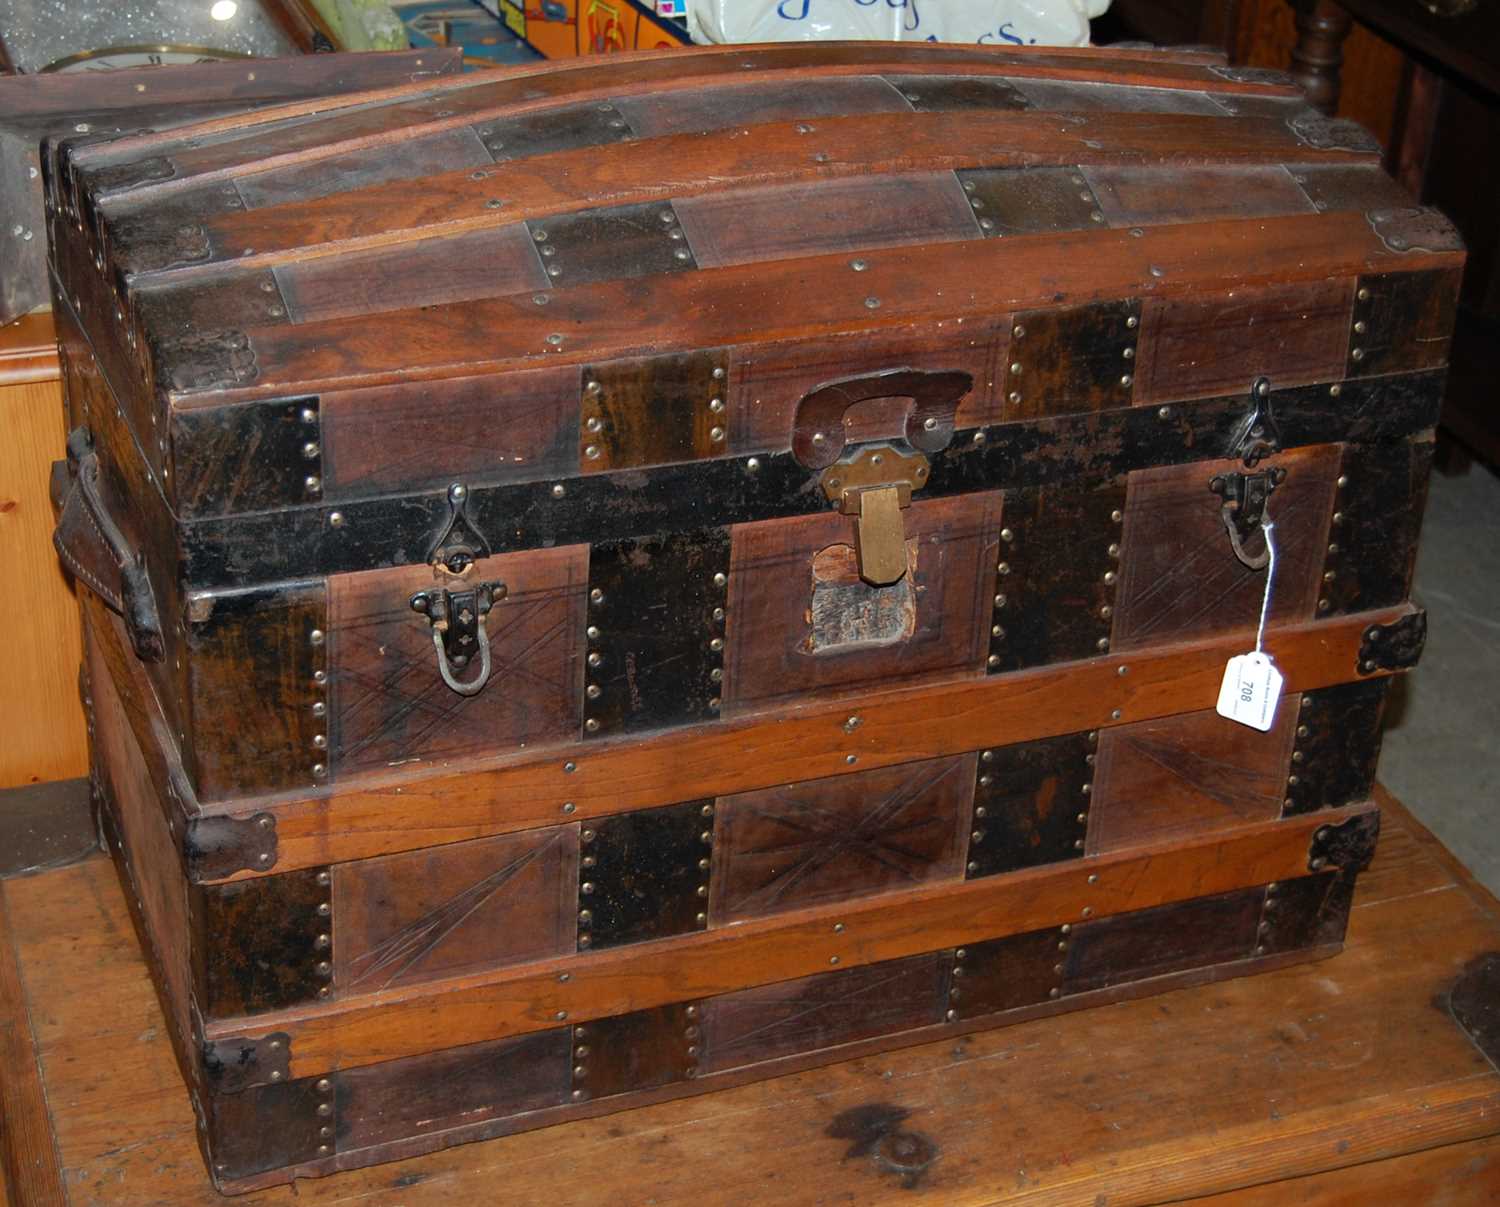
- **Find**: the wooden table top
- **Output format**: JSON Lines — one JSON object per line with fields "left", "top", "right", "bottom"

{"left": 2, "top": 785, "right": 1498, "bottom": 1206}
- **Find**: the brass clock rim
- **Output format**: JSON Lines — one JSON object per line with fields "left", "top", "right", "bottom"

{"left": 40, "top": 44, "right": 256, "bottom": 73}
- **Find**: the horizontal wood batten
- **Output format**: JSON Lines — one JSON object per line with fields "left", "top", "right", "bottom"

{"left": 159, "top": 111, "right": 1368, "bottom": 269}
{"left": 83, "top": 44, "right": 1299, "bottom": 199}
{"left": 177, "top": 605, "right": 1416, "bottom": 879}
{"left": 180, "top": 211, "right": 1454, "bottom": 405}
{"left": 204, "top": 802, "right": 1375, "bottom": 1076}
{"left": 223, "top": 943, "right": 1342, "bottom": 1193}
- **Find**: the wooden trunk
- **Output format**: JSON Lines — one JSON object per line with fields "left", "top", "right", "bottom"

{"left": 49, "top": 41, "right": 1456, "bottom": 1194}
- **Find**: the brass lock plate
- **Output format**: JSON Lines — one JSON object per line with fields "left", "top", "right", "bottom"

{"left": 820, "top": 446, "right": 930, "bottom": 587}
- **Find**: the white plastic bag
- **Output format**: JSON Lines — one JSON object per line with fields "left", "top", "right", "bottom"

{"left": 687, "top": 0, "right": 1111, "bottom": 50}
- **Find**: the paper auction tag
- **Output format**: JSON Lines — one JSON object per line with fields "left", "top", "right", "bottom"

{"left": 1216, "top": 652, "right": 1284, "bottom": 732}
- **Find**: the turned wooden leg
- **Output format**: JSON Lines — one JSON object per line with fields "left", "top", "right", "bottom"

{"left": 1289, "top": 0, "right": 1354, "bottom": 115}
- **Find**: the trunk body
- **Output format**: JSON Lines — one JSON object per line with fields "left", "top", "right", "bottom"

{"left": 53, "top": 41, "right": 1455, "bottom": 1193}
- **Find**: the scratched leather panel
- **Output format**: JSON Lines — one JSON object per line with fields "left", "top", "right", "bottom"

{"left": 709, "top": 755, "right": 974, "bottom": 924}
{"left": 332, "top": 828, "right": 578, "bottom": 993}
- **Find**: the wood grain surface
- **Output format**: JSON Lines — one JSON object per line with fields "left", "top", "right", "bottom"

{"left": 2, "top": 790, "right": 1498, "bottom": 1204}
{"left": 183, "top": 602, "right": 1414, "bottom": 879}
{"left": 0, "top": 889, "right": 65, "bottom": 1206}
{"left": 201, "top": 803, "right": 1374, "bottom": 1077}
{"left": 0, "top": 342, "right": 87, "bottom": 788}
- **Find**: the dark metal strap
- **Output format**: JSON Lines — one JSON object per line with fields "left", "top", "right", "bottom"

{"left": 51, "top": 427, "right": 164, "bottom": 662}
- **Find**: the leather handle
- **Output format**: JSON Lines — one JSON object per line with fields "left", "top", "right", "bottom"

{"left": 52, "top": 428, "right": 165, "bottom": 663}
{"left": 791, "top": 367, "right": 974, "bottom": 470}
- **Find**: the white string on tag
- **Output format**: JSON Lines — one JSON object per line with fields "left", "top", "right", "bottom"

{"left": 1254, "top": 519, "right": 1277, "bottom": 654}
{"left": 1217, "top": 505, "right": 1285, "bottom": 731}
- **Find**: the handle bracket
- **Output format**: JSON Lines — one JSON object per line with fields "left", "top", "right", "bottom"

{"left": 410, "top": 580, "right": 506, "bottom": 696}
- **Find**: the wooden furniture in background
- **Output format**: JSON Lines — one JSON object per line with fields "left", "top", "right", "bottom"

{"left": 1101, "top": 0, "right": 1498, "bottom": 467}
{"left": 0, "top": 317, "right": 84, "bottom": 789}
{"left": 1100, "top": 0, "right": 1407, "bottom": 143}
{"left": 2, "top": 787, "right": 1497, "bottom": 1204}
{"left": 1284, "top": 0, "right": 1500, "bottom": 467}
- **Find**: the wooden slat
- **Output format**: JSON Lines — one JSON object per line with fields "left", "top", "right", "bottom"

{"left": 0, "top": 885, "right": 66, "bottom": 1207}
{"left": 204, "top": 803, "right": 1373, "bottom": 1075}
{"left": 179, "top": 211, "right": 1453, "bottom": 405}
{"left": 1197, "top": 1130, "right": 1500, "bottom": 1205}
{"left": 171, "top": 604, "right": 1413, "bottom": 879}
{"left": 81, "top": 42, "right": 1301, "bottom": 196}
{"left": 5, "top": 794, "right": 1499, "bottom": 1203}
{"left": 0, "top": 370, "right": 87, "bottom": 789}
{"left": 155, "top": 111, "right": 1369, "bottom": 270}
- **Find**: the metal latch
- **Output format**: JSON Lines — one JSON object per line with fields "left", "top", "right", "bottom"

{"left": 410, "top": 580, "right": 506, "bottom": 696}
{"left": 1209, "top": 467, "right": 1286, "bottom": 570}
{"left": 821, "top": 446, "right": 931, "bottom": 586}
{"left": 1229, "top": 377, "right": 1282, "bottom": 467}
{"left": 427, "top": 482, "right": 491, "bottom": 574}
